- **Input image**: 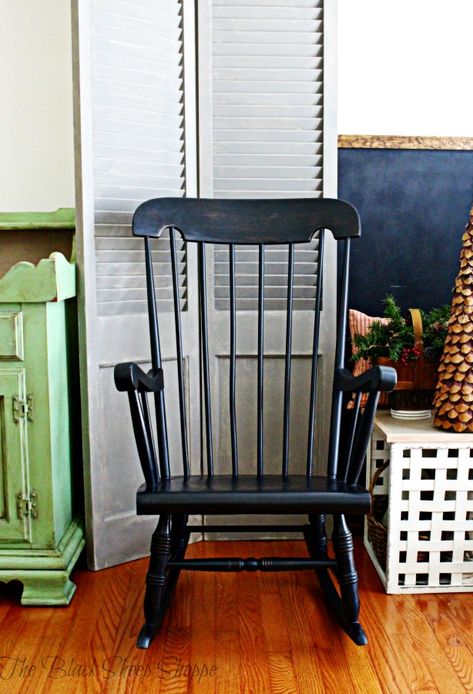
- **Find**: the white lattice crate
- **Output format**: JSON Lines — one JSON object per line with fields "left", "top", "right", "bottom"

{"left": 365, "top": 413, "right": 473, "bottom": 593}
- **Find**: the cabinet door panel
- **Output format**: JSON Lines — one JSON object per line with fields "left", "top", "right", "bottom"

{"left": 0, "top": 369, "right": 30, "bottom": 543}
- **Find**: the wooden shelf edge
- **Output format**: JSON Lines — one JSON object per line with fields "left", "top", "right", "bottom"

{"left": 0, "top": 208, "right": 76, "bottom": 231}
{"left": 338, "top": 135, "right": 473, "bottom": 151}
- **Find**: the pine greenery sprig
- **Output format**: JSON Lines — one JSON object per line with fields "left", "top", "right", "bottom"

{"left": 352, "top": 295, "right": 450, "bottom": 363}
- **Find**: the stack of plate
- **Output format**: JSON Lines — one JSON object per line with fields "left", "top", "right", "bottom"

{"left": 390, "top": 409, "right": 431, "bottom": 420}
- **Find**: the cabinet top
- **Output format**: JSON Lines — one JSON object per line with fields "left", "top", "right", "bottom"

{"left": 0, "top": 208, "right": 75, "bottom": 231}
{"left": 0, "top": 253, "right": 75, "bottom": 303}
{"left": 375, "top": 412, "right": 473, "bottom": 444}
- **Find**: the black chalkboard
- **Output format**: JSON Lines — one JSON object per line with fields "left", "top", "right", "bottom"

{"left": 338, "top": 148, "right": 473, "bottom": 315}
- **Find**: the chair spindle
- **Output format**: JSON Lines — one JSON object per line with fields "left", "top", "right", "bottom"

{"left": 307, "top": 230, "right": 325, "bottom": 476}
{"left": 198, "top": 243, "right": 214, "bottom": 476}
{"left": 144, "top": 237, "right": 170, "bottom": 479}
{"left": 282, "top": 243, "right": 295, "bottom": 477}
{"left": 170, "top": 228, "right": 190, "bottom": 477}
{"left": 128, "top": 390, "right": 160, "bottom": 490}
{"left": 327, "top": 238, "right": 351, "bottom": 480}
{"left": 346, "top": 391, "right": 380, "bottom": 486}
{"left": 342, "top": 391, "right": 362, "bottom": 483}
{"left": 257, "top": 244, "right": 265, "bottom": 477}
{"left": 229, "top": 244, "right": 238, "bottom": 477}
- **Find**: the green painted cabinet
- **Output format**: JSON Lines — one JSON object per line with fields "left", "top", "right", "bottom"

{"left": 0, "top": 252, "right": 84, "bottom": 604}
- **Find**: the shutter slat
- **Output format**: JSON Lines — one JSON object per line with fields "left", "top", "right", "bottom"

{"left": 213, "top": 6, "right": 322, "bottom": 20}
{"left": 213, "top": 92, "right": 322, "bottom": 105}
{"left": 214, "top": 55, "right": 323, "bottom": 69}
{"left": 213, "top": 43, "right": 321, "bottom": 57}
{"left": 214, "top": 166, "right": 323, "bottom": 180}
{"left": 95, "top": 146, "right": 184, "bottom": 165}
{"left": 95, "top": 237, "right": 185, "bottom": 251}
{"left": 213, "top": 191, "right": 322, "bottom": 200}
{"left": 213, "top": 104, "right": 323, "bottom": 118}
{"left": 91, "top": 0, "right": 186, "bottom": 316}
{"left": 213, "top": 31, "right": 323, "bottom": 45}
{"left": 214, "top": 141, "right": 323, "bottom": 155}
{"left": 213, "top": 0, "right": 322, "bottom": 6}
{"left": 97, "top": 274, "right": 186, "bottom": 289}
{"left": 214, "top": 179, "right": 322, "bottom": 192}
{"left": 214, "top": 154, "right": 322, "bottom": 167}
{"left": 213, "top": 80, "right": 322, "bottom": 94}
{"left": 94, "top": 129, "right": 185, "bottom": 151}
{"left": 215, "top": 273, "right": 317, "bottom": 288}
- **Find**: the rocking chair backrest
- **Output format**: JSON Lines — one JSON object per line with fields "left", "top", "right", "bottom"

{"left": 132, "top": 198, "right": 361, "bottom": 482}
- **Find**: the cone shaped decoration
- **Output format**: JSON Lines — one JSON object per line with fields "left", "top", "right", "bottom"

{"left": 433, "top": 204, "right": 473, "bottom": 431}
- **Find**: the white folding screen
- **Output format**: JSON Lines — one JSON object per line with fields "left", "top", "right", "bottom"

{"left": 75, "top": 0, "right": 337, "bottom": 567}
{"left": 74, "top": 0, "right": 198, "bottom": 569}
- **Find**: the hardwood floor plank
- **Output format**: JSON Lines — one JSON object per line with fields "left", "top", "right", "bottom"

{"left": 211, "top": 540, "right": 240, "bottom": 694}
{"left": 254, "top": 541, "right": 299, "bottom": 694}
{"left": 398, "top": 593, "right": 466, "bottom": 694}
{"left": 0, "top": 540, "right": 472, "bottom": 694}
{"left": 187, "top": 541, "right": 216, "bottom": 694}
{"left": 235, "top": 541, "right": 272, "bottom": 694}
{"left": 282, "top": 573, "right": 336, "bottom": 694}
{"left": 361, "top": 561, "right": 440, "bottom": 693}
{"left": 417, "top": 595, "right": 473, "bottom": 692}
{"left": 438, "top": 594, "right": 473, "bottom": 657}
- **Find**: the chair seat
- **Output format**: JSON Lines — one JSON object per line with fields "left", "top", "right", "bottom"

{"left": 137, "top": 475, "right": 371, "bottom": 515}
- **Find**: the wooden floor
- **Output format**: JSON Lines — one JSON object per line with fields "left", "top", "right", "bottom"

{"left": 0, "top": 540, "right": 471, "bottom": 694}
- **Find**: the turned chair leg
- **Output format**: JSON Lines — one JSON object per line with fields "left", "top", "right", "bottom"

{"left": 308, "top": 513, "right": 328, "bottom": 558}
{"left": 166, "top": 514, "right": 189, "bottom": 594}
{"left": 170, "top": 514, "right": 189, "bottom": 561}
{"left": 332, "top": 513, "right": 367, "bottom": 645}
{"left": 138, "top": 514, "right": 172, "bottom": 648}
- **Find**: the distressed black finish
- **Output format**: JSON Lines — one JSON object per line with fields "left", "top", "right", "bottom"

{"left": 133, "top": 197, "right": 361, "bottom": 243}
{"left": 114, "top": 197, "right": 396, "bottom": 649}
{"left": 136, "top": 475, "right": 371, "bottom": 515}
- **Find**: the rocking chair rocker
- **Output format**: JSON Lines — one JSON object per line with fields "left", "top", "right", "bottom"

{"left": 114, "top": 197, "right": 396, "bottom": 648}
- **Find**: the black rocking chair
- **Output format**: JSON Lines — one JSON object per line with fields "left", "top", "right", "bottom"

{"left": 114, "top": 198, "right": 396, "bottom": 649}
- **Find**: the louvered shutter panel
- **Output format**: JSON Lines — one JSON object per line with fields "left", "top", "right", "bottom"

{"left": 211, "top": 0, "right": 323, "bottom": 310}
{"left": 91, "top": 0, "right": 187, "bottom": 316}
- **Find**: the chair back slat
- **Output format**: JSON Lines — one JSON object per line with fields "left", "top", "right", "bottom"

{"left": 229, "top": 244, "right": 239, "bottom": 478}
{"left": 144, "top": 237, "right": 170, "bottom": 479}
{"left": 346, "top": 391, "right": 380, "bottom": 486}
{"left": 327, "top": 237, "right": 351, "bottom": 479}
{"left": 198, "top": 243, "right": 214, "bottom": 476}
{"left": 257, "top": 244, "right": 265, "bottom": 478}
{"left": 306, "top": 229, "right": 325, "bottom": 476}
{"left": 127, "top": 390, "right": 160, "bottom": 490}
{"left": 170, "top": 227, "right": 190, "bottom": 477}
{"left": 282, "top": 243, "right": 295, "bottom": 478}
{"left": 341, "top": 391, "right": 362, "bottom": 483}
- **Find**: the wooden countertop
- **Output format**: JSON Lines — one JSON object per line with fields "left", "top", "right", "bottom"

{"left": 375, "top": 412, "right": 473, "bottom": 444}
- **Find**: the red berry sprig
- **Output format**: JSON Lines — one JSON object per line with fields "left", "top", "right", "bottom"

{"left": 400, "top": 345, "right": 421, "bottom": 365}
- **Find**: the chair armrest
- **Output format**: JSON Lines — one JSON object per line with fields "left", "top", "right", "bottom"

{"left": 335, "top": 366, "right": 397, "bottom": 393}
{"left": 114, "top": 362, "right": 164, "bottom": 393}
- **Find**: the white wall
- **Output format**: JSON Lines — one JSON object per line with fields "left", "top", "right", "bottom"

{"left": 2, "top": 0, "right": 471, "bottom": 212}
{"left": 338, "top": 0, "right": 473, "bottom": 136}
{"left": 0, "top": 0, "right": 74, "bottom": 211}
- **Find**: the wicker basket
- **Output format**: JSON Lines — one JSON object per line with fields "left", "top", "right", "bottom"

{"left": 367, "top": 461, "right": 389, "bottom": 571}
{"left": 377, "top": 308, "right": 439, "bottom": 411}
